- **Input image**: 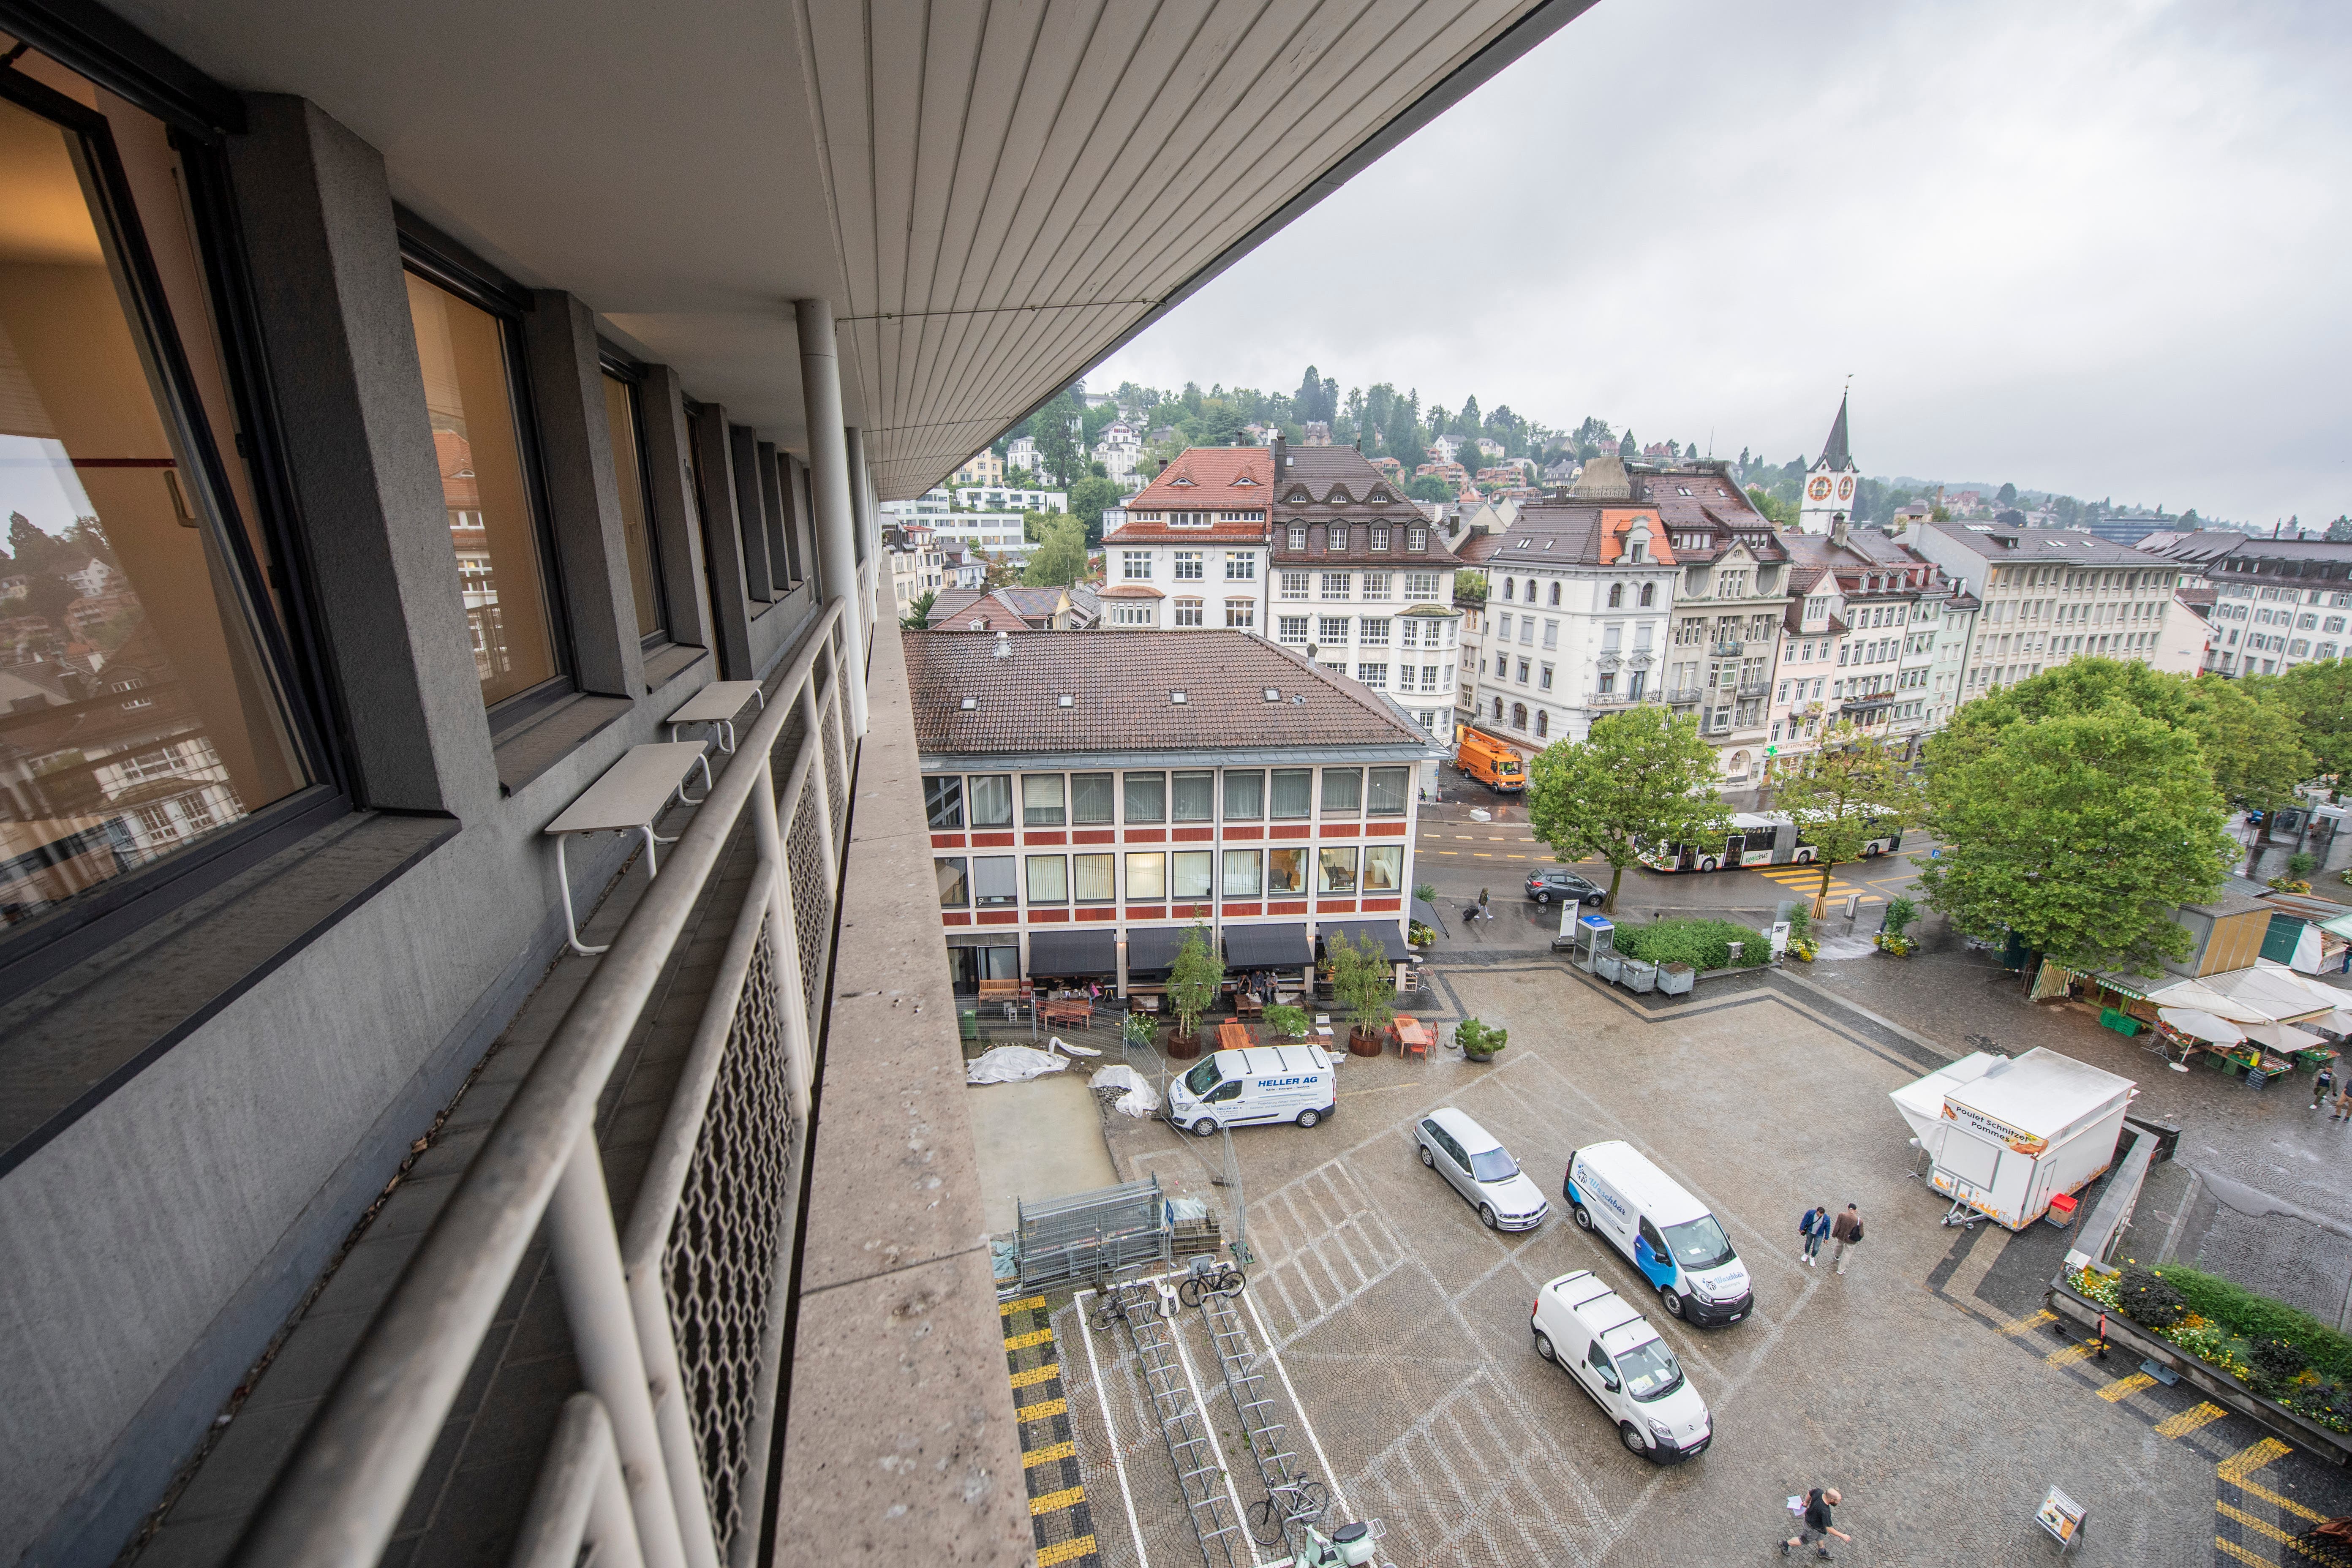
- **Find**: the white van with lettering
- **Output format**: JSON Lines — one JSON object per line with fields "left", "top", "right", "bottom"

{"left": 1564, "top": 1141, "right": 1753, "bottom": 1326}
{"left": 1165, "top": 1045, "right": 1337, "bottom": 1137}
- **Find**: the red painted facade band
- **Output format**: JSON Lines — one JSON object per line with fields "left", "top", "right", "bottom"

{"left": 1124, "top": 828, "right": 1165, "bottom": 844}
{"left": 1224, "top": 825, "right": 1263, "bottom": 839}
{"left": 1125, "top": 906, "right": 1166, "bottom": 920}
{"left": 1222, "top": 903, "right": 1262, "bottom": 917}
{"left": 1023, "top": 830, "right": 1066, "bottom": 845}
{"left": 1073, "top": 829, "right": 1116, "bottom": 843}
{"left": 1078, "top": 907, "right": 1118, "bottom": 920}
{"left": 930, "top": 833, "right": 965, "bottom": 849}
{"left": 1319, "top": 822, "right": 1360, "bottom": 838}
{"left": 1267, "top": 900, "right": 1308, "bottom": 914}
{"left": 1319, "top": 900, "right": 1356, "bottom": 914}
{"left": 1366, "top": 820, "right": 1408, "bottom": 836}
{"left": 970, "top": 831, "right": 1015, "bottom": 847}
{"left": 1029, "top": 908, "right": 1069, "bottom": 921}
{"left": 976, "top": 910, "right": 1018, "bottom": 925}
{"left": 1270, "top": 825, "right": 1311, "bottom": 839}
{"left": 1361, "top": 897, "right": 1402, "bottom": 912}
{"left": 941, "top": 912, "right": 972, "bottom": 926}
{"left": 1171, "top": 827, "right": 1215, "bottom": 842}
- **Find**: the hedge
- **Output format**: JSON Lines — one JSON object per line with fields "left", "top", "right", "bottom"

{"left": 2081, "top": 1259, "right": 2352, "bottom": 1431}
{"left": 1612, "top": 918, "right": 1771, "bottom": 971}
{"left": 2162, "top": 1263, "right": 2352, "bottom": 1383}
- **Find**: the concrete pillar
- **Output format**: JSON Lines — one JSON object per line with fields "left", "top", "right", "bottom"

{"left": 687, "top": 402, "right": 756, "bottom": 678}
{"left": 520, "top": 289, "right": 639, "bottom": 697}
{"left": 223, "top": 95, "right": 496, "bottom": 818}
{"left": 796, "top": 298, "right": 867, "bottom": 736}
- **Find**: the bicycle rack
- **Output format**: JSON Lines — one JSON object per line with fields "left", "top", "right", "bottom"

{"left": 1195, "top": 1279, "right": 1328, "bottom": 1553}
{"left": 1106, "top": 1279, "right": 1247, "bottom": 1568}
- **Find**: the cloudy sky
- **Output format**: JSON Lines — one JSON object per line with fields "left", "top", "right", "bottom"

{"left": 1093, "top": 0, "right": 2351, "bottom": 527}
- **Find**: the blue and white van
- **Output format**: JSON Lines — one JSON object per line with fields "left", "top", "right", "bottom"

{"left": 1563, "top": 1141, "right": 1753, "bottom": 1327}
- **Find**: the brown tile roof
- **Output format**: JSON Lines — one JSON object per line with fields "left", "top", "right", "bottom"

{"left": 1266, "top": 444, "right": 1463, "bottom": 566}
{"left": 1483, "top": 499, "right": 1680, "bottom": 568}
{"left": 1106, "top": 446, "right": 1273, "bottom": 542}
{"left": 925, "top": 591, "right": 1034, "bottom": 634}
{"left": 1629, "top": 465, "right": 1782, "bottom": 563}
{"left": 905, "top": 629, "right": 1437, "bottom": 758}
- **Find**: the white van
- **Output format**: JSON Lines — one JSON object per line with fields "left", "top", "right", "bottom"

{"left": 1530, "top": 1270, "right": 1712, "bottom": 1462}
{"left": 1564, "top": 1141, "right": 1753, "bottom": 1326}
{"left": 1165, "top": 1045, "right": 1337, "bottom": 1137}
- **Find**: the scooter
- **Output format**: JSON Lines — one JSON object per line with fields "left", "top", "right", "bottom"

{"left": 1282, "top": 1519, "right": 1389, "bottom": 1568}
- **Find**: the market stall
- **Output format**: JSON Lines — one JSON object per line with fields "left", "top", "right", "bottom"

{"left": 1889, "top": 1048, "right": 2137, "bottom": 1230}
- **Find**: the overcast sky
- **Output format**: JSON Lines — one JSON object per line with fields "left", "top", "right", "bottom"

{"left": 1093, "top": 0, "right": 2351, "bottom": 527}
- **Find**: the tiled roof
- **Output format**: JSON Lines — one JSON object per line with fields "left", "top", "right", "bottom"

{"left": 1778, "top": 529, "right": 1935, "bottom": 589}
{"left": 1482, "top": 498, "right": 1679, "bottom": 569}
{"left": 1106, "top": 446, "right": 1273, "bottom": 542}
{"left": 907, "top": 630, "right": 1439, "bottom": 757}
{"left": 925, "top": 591, "right": 1033, "bottom": 633}
{"left": 1917, "top": 521, "right": 2167, "bottom": 566}
{"left": 1630, "top": 465, "right": 1781, "bottom": 563}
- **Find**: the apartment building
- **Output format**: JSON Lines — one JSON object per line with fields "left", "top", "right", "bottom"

{"left": 885, "top": 521, "right": 943, "bottom": 615}
{"left": 1764, "top": 525, "right": 1957, "bottom": 774}
{"left": 910, "top": 631, "right": 1438, "bottom": 994}
{"left": 2142, "top": 533, "right": 2352, "bottom": 677}
{"left": 1266, "top": 438, "right": 1464, "bottom": 736}
{"left": 951, "top": 447, "right": 1006, "bottom": 487}
{"left": 1099, "top": 447, "right": 1274, "bottom": 629}
{"left": 1456, "top": 492, "right": 1679, "bottom": 748}
{"left": 1911, "top": 522, "right": 2184, "bottom": 697}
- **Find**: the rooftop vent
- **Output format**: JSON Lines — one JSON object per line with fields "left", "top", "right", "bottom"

{"left": 1292, "top": 694, "right": 1307, "bottom": 705}
{"left": 992, "top": 630, "right": 1012, "bottom": 656}
{"left": 959, "top": 697, "right": 977, "bottom": 710}
{"left": 1057, "top": 694, "right": 1073, "bottom": 708}
{"left": 1169, "top": 691, "right": 1187, "bottom": 704}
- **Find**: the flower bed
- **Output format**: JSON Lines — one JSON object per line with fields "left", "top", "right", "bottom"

{"left": 2073, "top": 1261, "right": 2352, "bottom": 1434}
{"left": 1611, "top": 917, "right": 1772, "bottom": 972}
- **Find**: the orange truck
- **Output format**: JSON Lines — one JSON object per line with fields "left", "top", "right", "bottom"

{"left": 1454, "top": 726, "right": 1526, "bottom": 792}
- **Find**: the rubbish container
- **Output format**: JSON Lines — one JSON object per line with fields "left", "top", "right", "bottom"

{"left": 2044, "top": 1192, "right": 2078, "bottom": 1231}
{"left": 1620, "top": 959, "right": 1658, "bottom": 994}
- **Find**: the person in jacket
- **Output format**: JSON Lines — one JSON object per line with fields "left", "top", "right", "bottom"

{"left": 2316, "top": 1061, "right": 2336, "bottom": 1111}
{"left": 1783, "top": 1486, "right": 1851, "bottom": 1557}
{"left": 1799, "top": 1204, "right": 1832, "bottom": 1267}
{"left": 1829, "top": 1204, "right": 1862, "bottom": 1275}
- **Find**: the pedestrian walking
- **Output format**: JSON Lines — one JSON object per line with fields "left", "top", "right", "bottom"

{"left": 1478, "top": 888, "right": 1492, "bottom": 925}
{"left": 1798, "top": 1203, "right": 1832, "bottom": 1267}
{"left": 2333, "top": 1080, "right": 2352, "bottom": 1122}
{"left": 1829, "top": 1204, "right": 1862, "bottom": 1275}
{"left": 2317, "top": 1062, "right": 2337, "bottom": 1111}
{"left": 1782, "top": 1487, "right": 1851, "bottom": 1559}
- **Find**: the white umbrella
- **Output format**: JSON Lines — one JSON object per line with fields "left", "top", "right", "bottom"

{"left": 2159, "top": 1007, "right": 2247, "bottom": 1046}
{"left": 2243, "top": 1021, "right": 2326, "bottom": 1054}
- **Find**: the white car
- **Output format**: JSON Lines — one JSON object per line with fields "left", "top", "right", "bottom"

{"left": 1530, "top": 1270, "right": 1712, "bottom": 1462}
{"left": 1413, "top": 1107, "right": 1550, "bottom": 1231}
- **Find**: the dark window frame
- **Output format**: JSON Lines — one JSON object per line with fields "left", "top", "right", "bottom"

{"left": 595, "top": 346, "right": 672, "bottom": 650}
{"left": 0, "top": 58, "right": 351, "bottom": 1002}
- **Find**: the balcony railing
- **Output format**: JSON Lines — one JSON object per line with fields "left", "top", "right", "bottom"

{"left": 1737, "top": 678, "right": 1770, "bottom": 697}
{"left": 1664, "top": 687, "right": 1703, "bottom": 705}
{"left": 1709, "top": 640, "right": 1743, "bottom": 656}
{"left": 240, "top": 598, "right": 858, "bottom": 1568}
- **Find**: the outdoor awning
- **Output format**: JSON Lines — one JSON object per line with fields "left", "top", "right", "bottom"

{"left": 2159, "top": 1007, "right": 2247, "bottom": 1046}
{"left": 1027, "top": 929, "right": 1116, "bottom": 978}
{"left": 2139, "top": 977, "right": 2272, "bottom": 1024}
{"left": 2244, "top": 1021, "right": 2326, "bottom": 1054}
{"left": 1412, "top": 896, "right": 1450, "bottom": 938}
{"left": 1223, "top": 923, "right": 1311, "bottom": 970}
{"left": 2323, "top": 912, "right": 2352, "bottom": 941}
{"left": 2090, "top": 972, "right": 2153, "bottom": 1002}
{"left": 2202, "top": 965, "right": 2335, "bottom": 1024}
{"left": 1125, "top": 927, "right": 1192, "bottom": 977}
{"left": 1319, "top": 919, "right": 1411, "bottom": 962}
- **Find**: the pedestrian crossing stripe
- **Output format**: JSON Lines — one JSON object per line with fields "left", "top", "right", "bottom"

{"left": 2045, "top": 1342, "right": 2096, "bottom": 1368}
{"left": 2097, "top": 1372, "right": 2156, "bottom": 1402}
{"left": 1030, "top": 1486, "right": 1085, "bottom": 1517}
{"left": 1016, "top": 1396, "right": 1068, "bottom": 1424}
{"left": 2154, "top": 1402, "right": 2227, "bottom": 1439}
{"left": 2232, "top": 1469, "right": 2323, "bottom": 1522}
{"left": 2218, "top": 1500, "right": 2299, "bottom": 1549}
{"left": 1037, "top": 1538, "right": 1100, "bottom": 1566}
{"left": 1009, "top": 1362, "right": 1061, "bottom": 1389}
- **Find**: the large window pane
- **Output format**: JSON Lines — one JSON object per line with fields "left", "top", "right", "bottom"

{"left": 1364, "top": 845, "right": 1403, "bottom": 891}
{"left": 0, "top": 87, "right": 309, "bottom": 934}
{"left": 1125, "top": 852, "right": 1166, "bottom": 899}
{"left": 1071, "top": 772, "right": 1115, "bottom": 825}
{"left": 1318, "top": 847, "right": 1358, "bottom": 893}
{"left": 1025, "top": 854, "right": 1067, "bottom": 903}
{"left": 1073, "top": 852, "right": 1115, "bottom": 901}
{"left": 1171, "top": 771, "right": 1214, "bottom": 822}
{"left": 1270, "top": 769, "right": 1313, "bottom": 819}
{"left": 1268, "top": 847, "right": 1306, "bottom": 894}
{"left": 1321, "top": 768, "right": 1362, "bottom": 815}
{"left": 1223, "top": 849, "right": 1263, "bottom": 896}
{"left": 924, "top": 776, "right": 963, "bottom": 829}
{"left": 1367, "top": 766, "right": 1410, "bottom": 816}
{"left": 599, "top": 373, "right": 665, "bottom": 639}
{"left": 1222, "top": 769, "right": 1263, "bottom": 820}
{"left": 1123, "top": 771, "right": 1165, "bottom": 824}
{"left": 935, "top": 857, "right": 968, "bottom": 907}
{"left": 1171, "top": 850, "right": 1214, "bottom": 900}
{"left": 972, "top": 855, "right": 1017, "bottom": 906}
{"left": 406, "top": 272, "right": 559, "bottom": 706}
{"left": 1021, "top": 773, "right": 1064, "bottom": 826}
{"left": 967, "top": 774, "right": 1012, "bottom": 828}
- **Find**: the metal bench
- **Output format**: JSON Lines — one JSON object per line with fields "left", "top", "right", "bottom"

{"left": 542, "top": 741, "right": 716, "bottom": 956}
{"left": 666, "top": 678, "right": 766, "bottom": 753}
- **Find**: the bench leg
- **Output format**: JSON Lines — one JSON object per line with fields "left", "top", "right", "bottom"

{"left": 672, "top": 751, "right": 715, "bottom": 812}
{"left": 555, "top": 834, "right": 610, "bottom": 957}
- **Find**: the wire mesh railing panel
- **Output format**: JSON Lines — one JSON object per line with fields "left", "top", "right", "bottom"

{"left": 786, "top": 787, "right": 831, "bottom": 1015}
{"left": 663, "top": 912, "right": 797, "bottom": 1560}
{"left": 821, "top": 693, "right": 846, "bottom": 842}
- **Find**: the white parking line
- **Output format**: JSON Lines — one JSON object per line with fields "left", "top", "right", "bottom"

{"left": 1243, "top": 1285, "right": 1353, "bottom": 1522}
{"left": 1166, "top": 1302, "right": 1266, "bottom": 1565}
{"left": 1073, "top": 1288, "right": 1149, "bottom": 1568}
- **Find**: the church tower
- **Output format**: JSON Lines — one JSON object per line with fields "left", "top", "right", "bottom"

{"left": 1796, "top": 392, "right": 1859, "bottom": 535}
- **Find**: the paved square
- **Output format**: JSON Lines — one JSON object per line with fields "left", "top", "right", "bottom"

{"left": 1051, "top": 959, "right": 2352, "bottom": 1567}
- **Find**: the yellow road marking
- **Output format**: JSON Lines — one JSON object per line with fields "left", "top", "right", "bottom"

{"left": 2098, "top": 1372, "right": 2157, "bottom": 1402}
{"left": 1030, "top": 1485, "right": 1085, "bottom": 1517}
{"left": 1473, "top": 853, "right": 1492, "bottom": 858}
{"left": 1024, "top": 1440, "right": 1076, "bottom": 1468}
{"left": 1009, "top": 1362, "right": 1061, "bottom": 1389}
{"left": 2219, "top": 1501, "right": 2298, "bottom": 1549}
{"left": 2046, "top": 1342, "right": 2096, "bottom": 1368}
{"left": 1037, "top": 1536, "right": 1099, "bottom": 1566}
{"left": 1001, "top": 1296, "right": 1045, "bottom": 1315}
{"left": 1016, "top": 1396, "right": 1068, "bottom": 1423}
{"left": 2215, "top": 1537, "right": 2271, "bottom": 1566}
{"left": 2221, "top": 1438, "right": 2294, "bottom": 1483}
{"left": 2236, "top": 1473, "right": 2327, "bottom": 1523}
{"left": 2155, "top": 1402, "right": 2229, "bottom": 1439}
{"left": 1004, "top": 1327, "right": 1054, "bottom": 1351}
{"left": 1999, "top": 1309, "right": 2055, "bottom": 1335}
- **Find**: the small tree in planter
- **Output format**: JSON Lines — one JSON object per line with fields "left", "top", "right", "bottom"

{"left": 1785, "top": 901, "right": 1818, "bottom": 962}
{"left": 1167, "top": 922, "right": 1225, "bottom": 1050}
{"left": 1876, "top": 896, "right": 1919, "bottom": 957}
{"left": 1407, "top": 920, "right": 1437, "bottom": 948}
{"left": 1263, "top": 1004, "right": 1311, "bottom": 1041}
{"left": 2273, "top": 851, "right": 2317, "bottom": 894}
{"left": 1456, "top": 1017, "right": 1508, "bottom": 1062}
{"left": 1329, "top": 931, "right": 1396, "bottom": 1053}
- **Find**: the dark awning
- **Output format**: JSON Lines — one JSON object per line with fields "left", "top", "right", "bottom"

{"left": 1027, "top": 928, "right": 1116, "bottom": 978}
{"left": 1222, "top": 923, "right": 1311, "bottom": 970}
{"left": 1125, "top": 926, "right": 1194, "bottom": 977}
{"left": 1319, "top": 919, "right": 1410, "bottom": 962}
{"left": 1411, "top": 897, "right": 1449, "bottom": 938}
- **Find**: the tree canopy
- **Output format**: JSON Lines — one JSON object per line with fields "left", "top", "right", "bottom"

{"left": 2252, "top": 659, "right": 2352, "bottom": 781}
{"left": 1021, "top": 517, "right": 1089, "bottom": 587}
{"left": 1918, "top": 705, "right": 2235, "bottom": 974}
{"left": 1768, "top": 724, "right": 1925, "bottom": 905}
{"left": 1525, "top": 706, "right": 1729, "bottom": 911}
{"left": 899, "top": 588, "right": 936, "bottom": 629}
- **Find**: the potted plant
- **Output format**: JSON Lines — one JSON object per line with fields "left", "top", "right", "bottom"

{"left": 1263, "top": 1003, "right": 1310, "bottom": 1041}
{"left": 1329, "top": 931, "right": 1395, "bottom": 1056}
{"left": 1875, "top": 896, "right": 1918, "bottom": 957}
{"left": 1120, "top": 1012, "right": 1157, "bottom": 1051}
{"left": 1164, "top": 922, "right": 1223, "bottom": 1060}
{"left": 1456, "top": 1016, "right": 1508, "bottom": 1063}
{"left": 1407, "top": 920, "right": 1437, "bottom": 949}
{"left": 2273, "top": 852, "right": 2316, "bottom": 895}
{"left": 1785, "top": 902, "right": 1818, "bottom": 963}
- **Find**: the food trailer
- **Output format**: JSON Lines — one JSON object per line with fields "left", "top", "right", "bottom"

{"left": 1889, "top": 1048, "right": 2137, "bottom": 1231}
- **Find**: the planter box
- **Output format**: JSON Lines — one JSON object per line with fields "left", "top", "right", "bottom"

{"left": 2045, "top": 1278, "right": 2352, "bottom": 1465}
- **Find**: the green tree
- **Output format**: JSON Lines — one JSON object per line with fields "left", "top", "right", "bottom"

{"left": 1033, "top": 389, "right": 1081, "bottom": 485}
{"left": 1996, "top": 482, "right": 2018, "bottom": 506}
{"left": 1452, "top": 570, "right": 1487, "bottom": 605}
{"left": 1067, "top": 474, "right": 1122, "bottom": 544}
{"left": 1327, "top": 931, "right": 1395, "bottom": 1043}
{"left": 2255, "top": 659, "right": 2352, "bottom": 780}
{"left": 1021, "top": 517, "right": 1089, "bottom": 586}
{"left": 1167, "top": 921, "right": 1225, "bottom": 1044}
{"left": 1526, "top": 705, "right": 1730, "bottom": 912}
{"left": 900, "top": 588, "right": 937, "bottom": 629}
{"left": 1406, "top": 474, "right": 1454, "bottom": 503}
{"left": 1745, "top": 486, "right": 1796, "bottom": 526}
{"left": 2327, "top": 516, "right": 2352, "bottom": 543}
{"left": 1918, "top": 706, "right": 2235, "bottom": 974}
{"left": 1769, "top": 723, "right": 1926, "bottom": 909}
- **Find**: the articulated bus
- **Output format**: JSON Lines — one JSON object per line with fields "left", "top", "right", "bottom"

{"left": 1635, "top": 814, "right": 1906, "bottom": 874}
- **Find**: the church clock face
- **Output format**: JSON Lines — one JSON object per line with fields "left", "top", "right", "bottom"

{"left": 1838, "top": 476, "right": 1855, "bottom": 501}
{"left": 1808, "top": 476, "right": 1832, "bottom": 501}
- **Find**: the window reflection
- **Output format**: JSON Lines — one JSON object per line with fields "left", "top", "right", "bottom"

{"left": 599, "top": 373, "right": 665, "bottom": 640}
{"left": 0, "top": 85, "right": 306, "bottom": 931}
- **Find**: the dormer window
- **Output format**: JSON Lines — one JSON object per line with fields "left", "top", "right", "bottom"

{"left": 1171, "top": 474, "right": 1195, "bottom": 487}
{"left": 1324, "top": 526, "right": 1345, "bottom": 553}
{"left": 1327, "top": 488, "right": 1350, "bottom": 504}
{"left": 1369, "top": 525, "right": 1388, "bottom": 552}
{"left": 1287, "top": 489, "right": 1310, "bottom": 503}
{"left": 1626, "top": 536, "right": 1646, "bottom": 564}
{"left": 1289, "top": 525, "right": 1307, "bottom": 550}
{"left": 1408, "top": 527, "right": 1426, "bottom": 551}
{"left": 1369, "top": 490, "right": 1388, "bottom": 502}
{"left": 1233, "top": 475, "right": 1258, "bottom": 487}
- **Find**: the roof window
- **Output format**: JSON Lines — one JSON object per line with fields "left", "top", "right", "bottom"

{"left": 1516, "top": 538, "right": 1531, "bottom": 549}
{"left": 1263, "top": 687, "right": 1282, "bottom": 702}
{"left": 959, "top": 696, "right": 977, "bottom": 710}
{"left": 1170, "top": 691, "right": 1188, "bottom": 704}
{"left": 1057, "top": 694, "right": 1074, "bottom": 708}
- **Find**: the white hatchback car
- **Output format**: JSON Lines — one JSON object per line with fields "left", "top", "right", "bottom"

{"left": 1413, "top": 1107, "right": 1550, "bottom": 1231}
{"left": 1530, "top": 1269, "right": 1712, "bottom": 1462}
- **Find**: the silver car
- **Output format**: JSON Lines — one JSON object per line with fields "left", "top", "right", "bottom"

{"left": 1414, "top": 1106, "right": 1550, "bottom": 1230}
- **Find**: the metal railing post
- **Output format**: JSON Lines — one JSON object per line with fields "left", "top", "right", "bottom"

{"left": 751, "top": 756, "right": 817, "bottom": 1118}
{"left": 801, "top": 676, "right": 841, "bottom": 891}
{"left": 510, "top": 1395, "right": 647, "bottom": 1568}
{"left": 549, "top": 1135, "right": 697, "bottom": 1568}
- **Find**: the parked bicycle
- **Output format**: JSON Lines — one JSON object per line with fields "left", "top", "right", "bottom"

{"left": 1178, "top": 1254, "right": 1246, "bottom": 1307}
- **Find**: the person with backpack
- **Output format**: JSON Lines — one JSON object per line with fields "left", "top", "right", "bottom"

{"left": 1829, "top": 1204, "right": 1863, "bottom": 1276}
{"left": 1798, "top": 1203, "right": 1832, "bottom": 1267}
{"left": 1783, "top": 1486, "right": 1851, "bottom": 1558}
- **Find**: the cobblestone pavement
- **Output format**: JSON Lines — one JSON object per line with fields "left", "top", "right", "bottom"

{"left": 1056, "top": 959, "right": 2352, "bottom": 1568}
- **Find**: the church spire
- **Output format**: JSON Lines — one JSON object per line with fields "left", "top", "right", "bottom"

{"left": 1818, "top": 391, "right": 1853, "bottom": 472}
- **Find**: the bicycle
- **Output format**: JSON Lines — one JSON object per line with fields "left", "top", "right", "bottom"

{"left": 1177, "top": 1258, "right": 1246, "bottom": 1307}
